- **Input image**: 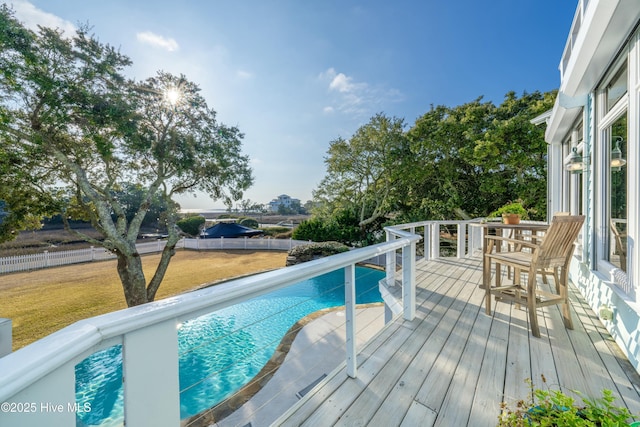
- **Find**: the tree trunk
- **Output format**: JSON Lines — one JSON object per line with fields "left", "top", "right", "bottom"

{"left": 146, "top": 242, "right": 176, "bottom": 302}
{"left": 116, "top": 252, "right": 148, "bottom": 307}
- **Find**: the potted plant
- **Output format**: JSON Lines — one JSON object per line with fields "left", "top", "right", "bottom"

{"left": 489, "top": 201, "right": 528, "bottom": 225}
{"left": 498, "top": 377, "right": 638, "bottom": 426}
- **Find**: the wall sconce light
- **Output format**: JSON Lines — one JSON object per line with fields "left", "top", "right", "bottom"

{"left": 565, "top": 147, "right": 584, "bottom": 173}
{"left": 611, "top": 136, "right": 627, "bottom": 169}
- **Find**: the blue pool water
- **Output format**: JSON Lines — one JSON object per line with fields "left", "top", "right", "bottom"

{"left": 75, "top": 266, "right": 384, "bottom": 426}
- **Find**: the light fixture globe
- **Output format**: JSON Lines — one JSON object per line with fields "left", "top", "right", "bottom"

{"left": 565, "top": 147, "right": 584, "bottom": 173}
{"left": 611, "top": 137, "right": 627, "bottom": 168}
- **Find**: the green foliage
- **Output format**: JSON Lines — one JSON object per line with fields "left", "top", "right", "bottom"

{"left": 261, "top": 226, "right": 292, "bottom": 237}
{"left": 292, "top": 217, "right": 327, "bottom": 242}
{"left": 177, "top": 215, "right": 205, "bottom": 236}
{"left": 287, "top": 241, "right": 349, "bottom": 263}
{"left": 292, "top": 209, "right": 365, "bottom": 247}
{"left": 273, "top": 230, "right": 293, "bottom": 239}
{"left": 239, "top": 218, "right": 259, "bottom": 228}
{"left": 313, "top": 113, "right": 410, "bottom": 234}
{"left": 311, "top": 92, "right": 553, "bottom": 235}
{"left": 112, "top": 183, "right": 172, "bottom": 229}
{"left": 489, "top": 201, "right": 529, "bottom": 219}
{"left": 498, "top": 378, "right": 636, "bottom": 426}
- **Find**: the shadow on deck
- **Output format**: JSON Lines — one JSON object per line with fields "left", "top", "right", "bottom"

{"left": 275, "top": 256, "right": 640, "bottom": 427}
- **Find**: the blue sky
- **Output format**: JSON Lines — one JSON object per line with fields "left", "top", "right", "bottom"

{"left": 10, "top": 0, "right": 578, "bottom": 210}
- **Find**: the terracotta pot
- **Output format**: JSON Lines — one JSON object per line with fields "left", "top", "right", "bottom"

{"left": 502, "top": 213, "right": 521, "bottom": 225}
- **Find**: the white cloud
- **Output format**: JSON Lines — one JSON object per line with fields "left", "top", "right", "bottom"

{"left": 136, "top": 31, "right": 179, "bottom": 52}
{"left": 11, "top": 0, "right": 76, "bottom": 35}
{"left": 319, "top": 67, "right": 404, "bottom": 117}
{"left": 236, "top": 69, "right": 254, "bottom": 80}
{"left": 329, "top": 72, "right": 354, "bottom": 93}
{"left": 318, "top": 68, "right": 365, "bottom": 115}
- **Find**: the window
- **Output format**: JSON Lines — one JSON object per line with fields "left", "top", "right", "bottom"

{"left": 606, "top": 63, "right": 627, "bottom": 112}
{"left": 608, "top": 115, "right": 627, "bottom": 271}
{"left": 596, "top": 55, "right": 629, "bottom": 282}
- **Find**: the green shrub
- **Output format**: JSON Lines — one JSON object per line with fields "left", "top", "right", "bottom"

{"left": 498, "top": 378, "right": 636, "bottom": 426}
{"left": 261, "top": 226, "right": 293, "bottom": 237}
{"left": 274, "top": 231, "right": 292, "bottom": 239}
{"left": 239, "top": 218, "right": 259, "bottom": 228}
{"left": 287, "top": 241, "right": 349, "bottom": 263}
{"left": 489, "top": 201, "right": 529, "bottom": 219}
{"left": 217, "top": 214, "right": 236, "bottom": 219}
{"left": 176, "top": 215, "right": 205, "bottom": 236}
{"left": 292, "top": 217, "right": 326, "bottom": 242}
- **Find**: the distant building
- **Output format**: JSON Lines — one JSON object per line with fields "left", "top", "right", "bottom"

{"left": 268, "top": 194, "right": 300, "bottom": 213}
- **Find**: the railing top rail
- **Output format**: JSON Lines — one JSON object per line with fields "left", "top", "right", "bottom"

{"left": 0, "top": 232, "right": 421, "bottom": 401}
{"left": 386, "top": 218, "right": 484, "bottom": 231}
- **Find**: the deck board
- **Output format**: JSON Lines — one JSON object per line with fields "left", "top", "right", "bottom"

{"left": 274, "top": 256, "right": 640, "bottom": 426}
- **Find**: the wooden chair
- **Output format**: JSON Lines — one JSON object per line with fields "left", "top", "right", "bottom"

{"left": 483, "top": 214, "right": 585, "bottom": 337}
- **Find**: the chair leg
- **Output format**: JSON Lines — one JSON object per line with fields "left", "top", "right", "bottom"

{"left": 514, "top": 268, "right": 521, "bottom": 310}
{"left": 553, "top": 267, "right": 561, "bottom": 294}
{"left": 559, "top": 266, "right": 573, "bottom": 330}
{"left": 541, "top": 270, "right": 549, "bottom": 284}
{"left": 527, "top": 269, "right": 541, "bottom": 337}
{"left": 484, "top": 256, "right": 492, "bottom": 315}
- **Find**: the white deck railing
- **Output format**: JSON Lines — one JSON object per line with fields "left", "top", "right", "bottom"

{"left": 0, "top": 226, "right": 421, "bottom": 427}
{"left": 386, "top": 219, "right": 485, "bottom": 260}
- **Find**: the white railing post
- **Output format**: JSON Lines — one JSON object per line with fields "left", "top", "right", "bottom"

{"left": 431, "top": 223, "right": 440, "bottom": 259}
{"left": 123, "top": 319, "right": 180, "bottom": 426}
{"left": 244, "top": 236, "right": 248, "bottom": 249}
{"left": 345, "top": 264, "right": 357, "bottom": 378}
{"left": 0, "top": 318, "right": 11, "bottom": 357}
{"left": 470, "top": 223, "right": 483, "bottom": 256}
{"left": 385, "top": 230, "right": 395, "bottom": 287}
{"left": 0, "top": 360, "right": 76, "bottom": 426}
{"left": 44, "top": 250, "right": 49, "bottom": 268}
{"left": 424, "top": 223, "right": 431, "bottom": 260}
{"left": 402, "top": 241, "right": 416, "bottom": 320}
{"left": 457, "top": 223, "right": 466, "bottom": 258}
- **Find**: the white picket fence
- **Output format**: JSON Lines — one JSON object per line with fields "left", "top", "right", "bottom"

{"left": 181, "top": 236, "right": 308, "bottom": 251}
{"left": 0, "top": 238, "right": 309, "bottom": 274}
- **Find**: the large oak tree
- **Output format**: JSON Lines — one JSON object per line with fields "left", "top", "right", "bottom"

{"left": 0, "top": 7, "right": 252, "bottom": 306}
{"left": 311, "top": 91, "right": 555, "bottom": 246}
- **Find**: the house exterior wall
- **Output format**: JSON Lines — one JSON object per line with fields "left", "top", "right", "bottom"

{"left": 268, "top": 194, "right": 301, "bottom": 212}
{"left": 547, "top": 0, "right": 640, "bottom": 372}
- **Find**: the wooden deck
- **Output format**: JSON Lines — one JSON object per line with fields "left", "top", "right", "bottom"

{"left": 275, "top": 256, "right": 640, "bottom": 426}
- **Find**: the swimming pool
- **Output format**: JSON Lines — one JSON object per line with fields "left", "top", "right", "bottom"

{"left": 75, "top": 266, "right": 384, "bottom": 426}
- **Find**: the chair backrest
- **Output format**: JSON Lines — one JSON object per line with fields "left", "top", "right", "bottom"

{"left": 610, "top": 219, "right": 627, "bottom": 272}
{"left": 534, "top": 214, "right": 585, "bottom": 268}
